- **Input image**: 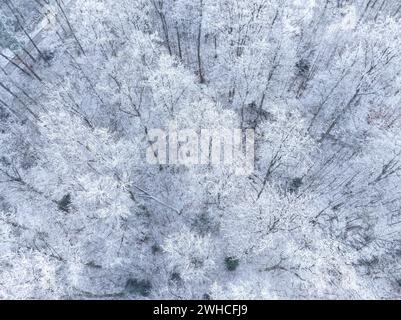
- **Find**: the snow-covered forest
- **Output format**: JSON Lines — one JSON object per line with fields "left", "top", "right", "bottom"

{"left": 1, "top": 0, "right": 401, "bottom": 299}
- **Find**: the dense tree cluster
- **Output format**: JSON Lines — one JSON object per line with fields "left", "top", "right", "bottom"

{"left": 1, "top": 0, "right": 401, "bottom": 299}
